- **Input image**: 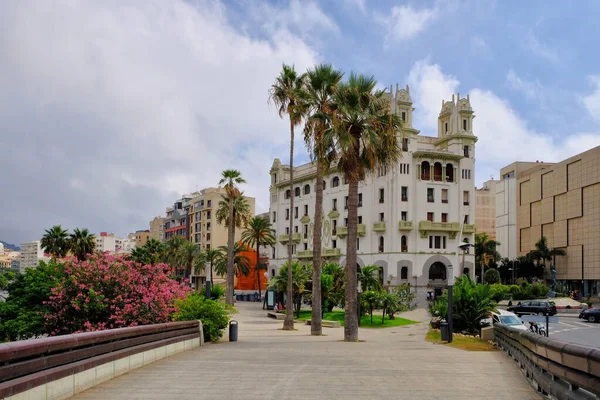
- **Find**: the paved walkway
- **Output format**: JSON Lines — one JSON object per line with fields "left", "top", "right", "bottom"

{"left": 74, "top": 303, "right": 538, "bottom": 400}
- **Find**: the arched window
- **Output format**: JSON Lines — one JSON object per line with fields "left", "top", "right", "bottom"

{"left": 429, "top": 262, "right": 446, "bottom": 280}
{"left": 446, "top": 163, "right": 454, "bottom": 182}
{"left": 294, "top": 187, "right": 301, "bottom": 197}
{"left": 322, "top": 180, "right": 326, "bottom": 190}
{"left": 421, "top": 161, "right": 430, "bottom": 180}
{"left": 377, "top": 267, "right": 384, "bottom": 285}
{"left": 332, "top": 176, "right": 340, "bottom": 187}
{"left": 401, "top": 235, "right": 407, "bottom": 252}
{"left": 285, "top": 189, "right": 291, "bottom": 199}
{"left": 433, "top": 162, "right": 442, "bottom": 181}
{"left": 271, "top": 268, "right": 275, "bottom": 278}
{"left": 462, "top": 268, "right": 469, "bottom": 276}
{"left": 401, "top": 267, "right": 408, "bottom": 280}
{"left": 304, "top": 184, "right": 311, "bottom": 195}
{"left": 378, "top": 236, "right": 384, "bottom": 253}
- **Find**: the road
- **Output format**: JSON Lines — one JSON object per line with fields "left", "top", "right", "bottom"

{"left": 543, "top": 316, "right": 600, "bottom": 348}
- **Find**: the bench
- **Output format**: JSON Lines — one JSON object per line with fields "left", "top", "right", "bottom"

{"left": 267, "top": 312, "right": 285, "bottom": 320}
{"left": 304, "top": 319, "right": 341, "bottom": 328}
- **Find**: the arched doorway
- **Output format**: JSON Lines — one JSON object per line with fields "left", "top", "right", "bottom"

{"left": 429, "top": 262, "right": 447, "bottom": 281}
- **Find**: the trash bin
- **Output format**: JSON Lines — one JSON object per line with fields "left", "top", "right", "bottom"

{"left": 243, "top": 294, "right": 249, "bottom": 301}
{"left": 229, "top": 320, "right": 238, "bottom": 342}
{"left": 440, "top": 320, "right": 449, "bottom": 342}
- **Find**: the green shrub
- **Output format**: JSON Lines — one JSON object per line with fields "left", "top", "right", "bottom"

{"left": 490, "top": 284, "right": 510, "bottom": 302}
{"left": 172, "top": 293, "right": 236, "bottom": 342}
{"left": 531, "top": 283, "right": 549, "bottom": 298}
{"left": 452, "top": 276, "right": 496, "bottom": 334}
{"left": 199, "top": 284, "right": 225, "bottom": 300}
{"left": 484, "top": 268, "right": 501, "bottom": 284}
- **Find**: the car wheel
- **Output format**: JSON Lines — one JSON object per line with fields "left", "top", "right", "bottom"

{"left": 589, "top": 315, "right": 596, "bottom": 323}
{"left": 537, "top": 312, "right": 545, "bottom": 316}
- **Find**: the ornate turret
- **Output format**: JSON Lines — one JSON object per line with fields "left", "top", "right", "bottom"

{"left": 437, "top": 93, "right": 475, "bottom": 138}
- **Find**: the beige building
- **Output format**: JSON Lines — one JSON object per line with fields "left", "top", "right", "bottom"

{"left": 149, "top": 216, "right": 165, "bottom": 241}
{"left": 135, "top": 230, "right": 150, "bottom": 246}
{"left": 19, "top": 241, "right": 48, "bottom": 273}
{"left": 475, "top": 179, "right": 499, "bottom": 239}
{"left": 516, "top": 146, "right": 600, "bottom": 296}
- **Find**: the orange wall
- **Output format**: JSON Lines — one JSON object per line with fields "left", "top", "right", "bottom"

{"left": 234, "top": 246, "right": 268, "bottom": 291}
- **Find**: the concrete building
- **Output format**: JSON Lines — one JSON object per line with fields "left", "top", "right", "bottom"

{"left": 516, "top": 146, "right": 600, "bottom": 296}
{"left": 95, "top": 232, "right": 116, "bottom": 253}
{"left": 10, "top": 259, "right": 20, "bottom": 273}
{"left": 19, "top": 241, "right": 47, "bottom": 273}
{"left": 269, "top": 87, "right": 477, "bottom": 288}
{"left": 164, "top": 195, "right": 194, "bottom": 241}
{"left": 0, "top": 255, "right": 11, "bottom": 269}
{"left": 475, "top": 179, "right": 499, "bottom": 239}
{"left": 495, "top": 161, "right": 554, "bottom": 260}
{"left": 135, "top": 230, "right": 150, "bottom": 247}
{"left": 149, "top": 216, "right": 165, "bottom": 241}
{"left": 115, "top": 235, "right": 137, "bottom": 254}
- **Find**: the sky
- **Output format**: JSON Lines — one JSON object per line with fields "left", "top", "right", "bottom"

{"left": 1, "top": 0, "right": 599, "bottom": 245}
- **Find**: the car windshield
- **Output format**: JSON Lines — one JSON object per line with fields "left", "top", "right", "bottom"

{"left": 500, "top": 315, "right": 522, "bottom": 325}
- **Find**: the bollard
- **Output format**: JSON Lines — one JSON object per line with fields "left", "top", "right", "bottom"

{"left": 440, "top": 320, "right": 449, "bottom": 342}
{"left": 229, "top": 320, "right": 238, "bottom": 342}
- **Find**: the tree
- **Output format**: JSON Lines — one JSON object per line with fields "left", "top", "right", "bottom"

{"left": 484, "top": 268, "right": 501, "bottom": 284}
{"left": 130, "top": 238, "right": 165, "bottom": 266}
{"left": 216, "top": 194, "right": 251, "bottom": 229}
{"left": 69, "top": 228, "right": 96, "bottom": 261}
{"left": 203, "top": 248, "right": 222, "bottom": 284}
{"left": 451, "top": 275, "right": 497, "bottom": 334}
{"left": 358, "top": 265, "right": 383, "bottom": 293}
{"left": 214, "top": 243, "right": 251, "bottom": 279}
{"left": 331, "top": 73, "right": 402, "bottom": 341}
{"left": 303, "top": 63, "right": 344, "bottom": 336}
{"left": 475, "top": 233, "right": 500, "bottom": 283}
{"left": 218, "top": 169, "right": 247, "bottom": 305}
{"left": 361, "top": 291, "right": 381, "bottom": 324}
{"left": 269, "top": 64, "right": 306, "bottom": 331}
{"left": 269, "top": 261, "right": 310, "bottom": 318}
{"left": 164, "top": 236, "right": 187, "bottom": 271}
{"left": 41, "top": 225, "right": 70, "bottom": 259}
{"left": 380, "top": 292, "right": 399, "bottom": 324}
{"left": 0, "top": 270, "right": 17, "bottom": 291}
{"left": 178, "top": 241, "right": 202, "bottom": 281}
{"left": 323, "top": 263, "right": 345, "bottom": 311}
{"left": 241, "top": 216, "right": 276, "bottom": 299}
{"left": 388, "top": 284, "right": 415, "bottom": 320}
{"left": 528, "top": 236, "right": 566, "bottom": 277}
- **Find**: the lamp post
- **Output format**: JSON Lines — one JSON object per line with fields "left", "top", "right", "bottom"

{"left": 447, "top": 264, "right": 454, "bottom": 343}
{"left": 205, "top": 262, "right": 212, "bottom": 299}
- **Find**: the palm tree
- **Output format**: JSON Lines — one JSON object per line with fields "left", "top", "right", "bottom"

{"left": 164, "top": 236, "right": 187, "bottom": 272}
{"left": 144, "top": 238, "right": 165, "bottom": 265}
{"left": 303, "top": 63, "right": 344, "bottom": 335}
{"left": 214, "top": 243, "right": 251, "bottom": 279}
{"left": 241, "top": 216, "right": 276, "bottom": 299}
{"left": 269, "top": 261, "right": 311, "bottom": 318}
{"left": 358, "top": 265, "right": 383, "bottom": 293}
{"left": 203, "top": 248, "right": 222, "bottom": 284}
{"left": 41, "top": 225, "right": 70, "bottom": 259}
{"left": 178, "top": 242, "right": 202, "bottom": 281}
{"left": 331, "top": 73, "right": 402, "bottom": 342}
{"left": 219, "top": 169, "right": 247, "bottom": 305}
{"left": 269, "top": 64, "right": 306, "bottom": 331}
{"left": 69, "top": 228, "right": 96, "bottom": 261}
{"left": 215, "top": 194, "right": 251, "bottom": 229}
{"left": 528, "top": 236, "right": 566, "bottom": 277}
{"left": 475, "top": 233, "right": 500, "bottom": 283}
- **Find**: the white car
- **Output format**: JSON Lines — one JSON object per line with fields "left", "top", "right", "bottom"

{"left": 490, "top": 310, "right": 528, "bottom": 331}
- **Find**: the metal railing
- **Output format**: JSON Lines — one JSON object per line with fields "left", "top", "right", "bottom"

{"left": 494, "top": 324, "right": 600, "bottom": 399}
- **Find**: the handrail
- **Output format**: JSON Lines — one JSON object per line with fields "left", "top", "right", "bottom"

{"left": 494, "top": 324, "right": 600, "bottom": 399}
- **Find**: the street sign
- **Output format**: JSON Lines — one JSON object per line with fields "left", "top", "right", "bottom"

{"left": 448, "top": 265, "right": 454, "bottom": 285}
{"left": 521, "top": 315, "right": 559, "bottom": 324}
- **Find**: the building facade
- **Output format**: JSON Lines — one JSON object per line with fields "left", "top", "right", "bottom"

{"left": 475, "top": 179, "right": 499, "bottom": 240}
{"left": 115, "top": 234, "right": 137, "bottom": 254}
{"left": 268, "top": 87, "right": 477, "bottom": 287}
{"left": 134, "top": 230, "right": 150, "bottom": 247}
{"left": 19, "top": 241, "right": 47, "bottom": 273}
{"left": 95, "top": 232, "right": 116, "bottom": 253}
{"left": 149, "top": 216, "right": 165, "bottom": 241}
{"left": 164, "top": 195, "right": 193, "bottom": 241}
{"left": 516, "top": 146, "right": 600, "bottom": 296}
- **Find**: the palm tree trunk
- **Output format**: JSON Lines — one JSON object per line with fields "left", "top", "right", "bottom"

{"left": 344, "top": 177, "right": 359, "bottom": 342}
{"left": 226, "top": 198, "right": 235, "bottom": 305}
{"left": 283, "top": 121, "right": 295, "bottom": 330}
{"left": 256, "top": 242, "right": 262, "bottom": 299}
{"left": 311, "top": 161, "right": 323, "bottom": 335}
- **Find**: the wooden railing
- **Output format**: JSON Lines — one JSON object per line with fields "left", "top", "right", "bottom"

{"left": 494, "top": 324, "right": 600, "bottom": 399}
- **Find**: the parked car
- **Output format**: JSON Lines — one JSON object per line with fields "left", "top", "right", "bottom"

{"left": 489, "top": 310, "right": 528, "bottom": 331}
{"left": 579, "top": 308, "right": 600, "bottom": 323}
{"left": 507, "top": 300, "right": 557, "bottom": 317}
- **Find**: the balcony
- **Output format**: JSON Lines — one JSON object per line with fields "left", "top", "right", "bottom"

{"left": 335, "top": 224, "right": 366, "bottom": 237}
{"left": 373, "top": 222, "right": 386, "bottom": 232}
{"left": 418, "top": 221, "right": 460, "bottom": 239}
{"left": 278, "top": 234, "right": 290, "bottom": 243}
{"left": 323, "top": 248, "right": 341, "bottom": 258}
{"left": 291, "top": 233, "right": 302, "bottom": 243}
{"left": 297, "top": 250, "right": 313, "bottom": 259}
{"left": 398, "top": 221, "right": 413, "bottom": 231}
{"left": 463, "top": 224, "right": 476, "bottom": 234}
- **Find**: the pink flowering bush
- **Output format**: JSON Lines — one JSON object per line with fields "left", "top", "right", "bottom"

{"left": 44, "top": 253, "right": 190, "bottom": 335}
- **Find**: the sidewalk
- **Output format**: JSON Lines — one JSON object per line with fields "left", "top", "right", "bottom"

{"left": 74, "top": 303, "right": 538, "bottom": 400}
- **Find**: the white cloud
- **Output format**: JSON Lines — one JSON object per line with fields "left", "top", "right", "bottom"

{"left": 582, "top": 76, "right": 600, "bottom": 124}
{"left": 525, "top": 33, "right": 559, "bottom": 64}
{"left": 382, "top": 4, "right": 438, "bottom": 44}
{"left": 0, "top": 0, "right": 318, "bottom": 242}
{"left": 506, "top": 69, "right": 543, "bottom": 99}
{"left": 407, "top": 60, "right": 600, "bottom": 185}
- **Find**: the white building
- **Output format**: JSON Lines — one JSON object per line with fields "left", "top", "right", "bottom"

{"left": 115, "top": 234, "right": 137, "bottom": 254}
{"left": 19, "top": 241, "right": 47, "bottom": 273}
{"left": 268, "top": 87, "right": 477, "bottom": 288}
{"left": 95, "top": 233, "right": 116, "bottom": 253}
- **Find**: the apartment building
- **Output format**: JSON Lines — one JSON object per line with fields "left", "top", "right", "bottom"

{"left": 269, "top": 87, "right": 477, "bottom": 287}
{"left": 95, "top": 232, "right": 116, "bottom": 253}
{"left": 475, "top": 179, "right": 499, "bottom": 240}
{"left": 19, "top": 241, "right": 47, "bottom": 273}
{"left": 516, "top": 146, "right": 600, "bottom": 296}
{"left": 115, "top": 234, "right": 137, "bottom": 254}
{"left": 149, "top": 216, "right": 165, "bottom": 241}
{"left": 134, "top": 230, "right": 150, "bottom": 246}
{"left": 163, "top": 195, "right": 193, "bottom": 241}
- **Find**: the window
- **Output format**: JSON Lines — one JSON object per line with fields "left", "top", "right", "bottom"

{"left": 434, "top": 236, "right": 441, "bottom": 249}
{"left": 271, "top": 193, "right": 277, "bottom": 203}
{"left": 332, "top": 239, "right": 337, "bottom": 249}
{"left": 332, "top": 220, "right": 337, "bottom": 235}
{"left": 294, "top": 225, "right": 298, "bottom": 233}
{"left": 401, "top": 236, "right": 407, "bottom": 253}
{"left": 332, "top": 176, "right": 340, "bottom": 187}
{"left": 443, "top": 236, "right": 447, "bottom": 249}
{"left": 427, "top": 188, "right": 434, "bottom": 203}
{"left": 285, "top": 190, "right": 291, "bottom": 199}
{"left": 304, "top": 204, "right": 308, "bottom": 216}
{"left": 400, "top": 163, "right": 410, "bottom": 174}
{"left": 344, "top": 196, "right": 348, "bottom": 209}
{"left": 303, "top": 243, "right": 308, "bottom": 250}
{"left": 377, "top": 166, "right": 387, "bottom": 177}
{"left": 344, "top": 218, "right": 348, "bottom": 226}
{"left": 295, "top": 187, "right": 301, "bottom": 197}
{"left": 358, "top": 216, "right": 363, "bottom": 224}
{"left": 322, "top": 180, "right": 326, "bottom": 190}
{"left": 379, "top": 212, "right": 384, "bottom": 222}
{"left": 379, "top": 237, "right": 384, "bottom": 253}
{"left": 464, "top": 215, "right": 469, "bottom": 224}
{"left": 207, "top": 200, "right": 212, "bottom": 207}
{"left": 421, "top": 161, "right": 431, "bottom": 180}
{"left": 206, "top": 233, "right": 211, "bottom": 241}
{"left": 463, "top": 119, "right": 467, "bottom": 130}
{"left": 285, "top": 227, "right": 290, "bottom": 234}
{"left": 427, "top": 212, "right": 434, "bottom": 222}
{"left": 379, "top": 188, "right": 385, "bottom": 203}
{"left": 272, "top": 174, "right": 277, "bottom": 184}
{"left": 195, "top": 212, "right": 200, "bottom": 220}
{"left": 272, "top": 248, "right": 276, "bottom": 259}
{"left": 444, "top": 122, "right": 448, "bottom": 133}
{"left": 401, "top": 111, "right": 406, "bottom": 121}
{"left": 357, "top": 238, "right": 360, "bottom": 250}
{"left": 358, "top": 193, "right": 363, "bottom": 207}
{"left": 206, "top": 244, "right": 210, "bottom": 250}
{"left": 332, "top": 198, "right": 338, "bottom": 211}
{"left": 304, "top": 184, "right": 311, "bottom": 195}
{"left": 303, "top": 224, "right": 308, "bottom": 239}
{"left": 401, "top": 211, "right": 407, "bottom": 221}
{"left": 195, "top": 223, "right": 201, "bottom": 231}
{"left": 401, "top": 266, "right": 408, "bottom": 279}
{"left": 433, "top": 162, "right": 442, "bottom": 181}
{"left": 195, "top": 233, "right": 201, "bottom": 242}
{"left": 272, "top": 211, "right": 276, "bottom": 222}
{"left": 442, "top": 189, "right": 448, "bottom": 204}
{"left": 292, "top": 244, "right": 296, "bottom": 254}
{"left": 343, "top": 176, "right": 348, "bottom": 185}
{"left": 401, "top": 186, "right": 408, "bottom": 201}
{"left": 206, "top": 211, "right": 211, "bottom": 219}
{"left": 441, "top": 213, "right": 448, "bottom": 223}
{"left": 206, "top": 222, "right": 211, "bottom": 231}
{"left": 446, "top": 164, "right": 454, "bottom": 182}
{"left": 402, "top": 138, "right": 409, "bottom": 152}
{"left": 464, "top": 145, "right": 470, "bottom": 157}
{"left": 285, "top": 208, "right": 290, "bottom": 220}
{"left": 463, "top": 191, "right": 470, "bottom": 206}
{"left": 461, "top": 169, "right": 472, "bottom": 179}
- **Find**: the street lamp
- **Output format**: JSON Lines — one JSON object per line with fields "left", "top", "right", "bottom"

{"left": 458, "top": 243, "right": 475, "bottom": 279}
{"left": 205, "top": 261, "right": 212, "bottom": 299}
{"left": 447, "top": 264, "right": 454, "bottom": 343}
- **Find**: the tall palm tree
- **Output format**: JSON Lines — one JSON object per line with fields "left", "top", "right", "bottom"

{"left": 331, "top": 73, "right": 402, "bottom": 342}
{"left": 303, "top": 63, "right": 343, "bottom": 335}
{"left": 178, "top": 241, "right": 202, "bottom": 281}
{"left": 203, "top": 248, "right": 222, "bottom": 283}
{"left": 215, "top": 194, "right": 251, "bottom": 229}
{"left": 241, "top": 216, "right": 276, "bottom": 299}
{"left": 528, "top": 236, "right": 566, "bottom": 277}
{"left": 144, "top": 238, "right": 165, "bottom": 266}
{"left": 218, "top": 169, "right": 247, "bottom": 305}
{"left": 69, "top": 228, "right": 96, "bottom": 261}
{"left": 164, "top": 236, "right": 187, "bottom": 269}
{"left": 475, "top": 233, "right": 501, "bottom": 283}
{"left": 269, "top": 64, "right": 306, "bottom": 330}
{"left": 214, "top": 243, "right": 251, "bottom": 279}
{"left": 41, "top": 225, "right": 70, "bottom": 259}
